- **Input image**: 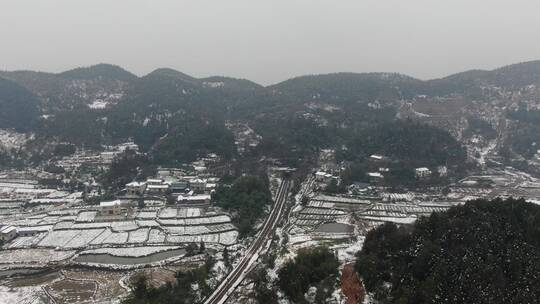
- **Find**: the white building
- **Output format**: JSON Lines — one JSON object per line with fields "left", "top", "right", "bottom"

{"left": 146, "top": 178, "right": 164, "bottom": 185}
{"left": 437, "top": 166, "right": 448, "bottom": 177}
{"left": 415, "top": 167, "right": 432, "bottom": 179}
{"left": 0, "top": 225, "right": 17, "bottom": 242}
{"left": 99, "top": 200, "right": 128, "bottom": 216}
{"left": 126, "top": 181, "right": 147, "bottom": 196}
{"left": 177, "top": 194, "right": 211, "bottom": 204}
{"left": 189, "top": 179, "right": 207, "bottom": 193}
{"left": 368, "top": 172, "right": 384, "bottom": 181}
{"left": 315, "top": 171, "right": 334, "bottom": 184}
{"left": 146, "top": 184, "right": 169, "bottom": 195}
{"left": 369, "top": 154, "right": 384, "bottom": 161}
{"left": 145, "top": 179, "right": 169, "bottom": 195}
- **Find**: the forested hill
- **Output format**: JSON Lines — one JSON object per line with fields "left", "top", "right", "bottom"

{"left": 0, "top": 64, "right": 137, "bottom": 112}
{"left": 270, "top": 72, "right": 424, "bottom": 103}
{"left": 356, "top": 198, "right": 540, "bottom": 304}
{"left": 0, "top": 77, "right": 40, "bottom": 132}
{"left": 270, "top": 60, "right": 540, "bottom": 102}
{"left": 58, "top": 63, "right": 138, "bottom": 81}
{"left": 2, "top": 59, "right": 540, "bottom": 168}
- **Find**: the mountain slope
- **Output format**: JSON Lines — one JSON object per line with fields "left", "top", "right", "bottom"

{"left": 0, "top": 77, "right": 40, "bottom": 131}
{"left": 270, "top": 72, "right": 425, "bottom": 104}
{"left": 58, "top": 63, "right": 137, "bottom": 81}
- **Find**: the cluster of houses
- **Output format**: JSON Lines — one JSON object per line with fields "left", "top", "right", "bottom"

{"left": 125, "top": 176, "right": 216, "bottom": 198}
{"left": 367, "top": 154, "right": 447, "bottom": 182}
{"left": 103, "top": 171, "right": 221, "bottom": 216}
{"left": 56, "top": 142, "right": 139, "bottom": 172}
{"left": 89, "top": 172, "right": 220, "bottom": 217}
{"left": 312, "top": 152, "right": 452, "bottom": 195}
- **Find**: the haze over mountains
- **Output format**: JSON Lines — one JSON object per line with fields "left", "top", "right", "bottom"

{"left": 2, "top": 60, "right": 540, "bottom": 113}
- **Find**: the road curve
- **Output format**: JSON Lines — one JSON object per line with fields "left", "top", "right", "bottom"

{"left": 204, "top": 178, "right": 290, "bottom": 304}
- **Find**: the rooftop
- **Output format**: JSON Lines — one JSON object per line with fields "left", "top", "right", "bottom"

{"left": 99, "top": 199, "right": 123, "bottom": 207}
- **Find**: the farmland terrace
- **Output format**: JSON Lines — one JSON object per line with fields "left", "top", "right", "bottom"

{"left": 0, "top": 206, "right": 238, "bottom": 272}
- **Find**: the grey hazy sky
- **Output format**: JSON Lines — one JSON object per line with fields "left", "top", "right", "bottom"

{"left": 1, "top": 0, "right": 539, "bottom": 85}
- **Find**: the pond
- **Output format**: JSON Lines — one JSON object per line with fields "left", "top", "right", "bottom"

{"left": 314, "top": 222, "right": 354, "bottom": 234}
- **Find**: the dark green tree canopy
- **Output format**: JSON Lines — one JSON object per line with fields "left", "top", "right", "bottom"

{"left": 356, "top": 198, "right": 540, "bottom": 304}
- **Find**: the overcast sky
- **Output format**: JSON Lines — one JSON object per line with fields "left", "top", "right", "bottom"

{"left": 1, "top": 0, "right": 539, "bottom": 85}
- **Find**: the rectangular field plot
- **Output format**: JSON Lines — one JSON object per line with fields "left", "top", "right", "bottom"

{"left": 63, "top": 229, "right": 105, "bottom": 248}
{"left": 158, "top": 208, "right": 178, "bottom": 218}
{"left": 136, "top": 211, "right": 157, "bottom": 219}
{"left": 76, "top": 211, "right": 97, "bottom": 222}
{"left": 206, "top": 223, "right": 235, "bottom": 232}
{"left": 184, "top": 215, "right": 230, "bottom": 225}
{"left": 0, "top": 248, "right": 76, "bottom": 264}
{"left": 110, "top": 221, "right": 138, "bottom": 231}
{"left": 7, "top": 233, "right": 46, "bottom": 249}
{"left": 136, "top": 220, "right": 160, "bottom": 227}
{"left": 165, "top": 226, "right": 211, "bottom": 235}
{"left": 218, "top": 231, "right": 238, "bottom": 245}
{"left": 147, "top": 229, "right": 166, "bottom": 243}
{"left": 71, "top": 222, "right": 111, "bottom": 229}
{"left": 38, "top": 230, "right": 82, "bottom": 248}
{"left": 176, "top": 208, "right": 202, "bottom": 218}
{"left": 307, "top": 201, "right": 335, "bottom": 209}
{"left": 300, "top": 208, "right": 345, "bottom": 215}
{"left": 158, "top": 219, "right": 186, "bottom": 226}
{"left": 102, "top": 232, "right": 129, "bottom": 244}
{"left": 90, "top": 229, "right": 113, "bottom": 245}
{"left": 127, "top": 228, "right": 150, "bottom": 243}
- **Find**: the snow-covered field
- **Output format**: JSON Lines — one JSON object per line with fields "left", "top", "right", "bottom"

{"left": 136, "top": 211, "right": 157, "bottom": 219}
{"left": 2, "top": 205, "right": 239, "bottom": 267}
{"left": 102, "top": 231, "right": 129, "bottom": 244}
{"left": 6, "top": 233, "right": 45, "bottom": 249}
{"left": 79, "top": 246, "right": 181, "bottom": 257}
{"left": 63, "top": 229, "right": 105, "bottom": 248}
{"left": 158, "top": 208, "right": 177, "bottom": 218}
{"left": 0, "top": 248, "right": 76, "bottom": 264}
{"left": 127, "top": 228, "right": 149, "bottom": 243}
{"left": 0, "top": 285, "right": 45, "bottom": 304}
{"left": 38, "top": 230, "right": 82, "bottom": 248}
{"left": 147, "top": 229, "right": 167, "bottom": 243}
{"left": 76, "top": 211, "right": 97, "bottom": 222}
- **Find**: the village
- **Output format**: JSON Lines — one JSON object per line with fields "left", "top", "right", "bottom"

{"left": 0, "top": 139, "right": 248, "bottom": 302}
{"left": 2, "top": 139, "right": 540, "bottom": 303}
{"left": 273, "top": 148, "right": 540, "bottom": 265}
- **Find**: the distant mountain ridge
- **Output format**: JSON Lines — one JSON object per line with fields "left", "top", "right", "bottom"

{"left": 58, "top": 63, "right": 137, "bottom": 81}
{"left": 3, "top": 59, "right": 540, "bottom": 104}
{"left": 1, "top": 59, "right": 540, "bottom": 167}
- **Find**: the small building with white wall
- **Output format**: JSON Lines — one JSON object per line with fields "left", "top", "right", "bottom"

{"left": 0, "top": 225, "right": 17, "bottom": 242}
{"left": 415, "top": 167, "right": 432, "bottom": 179}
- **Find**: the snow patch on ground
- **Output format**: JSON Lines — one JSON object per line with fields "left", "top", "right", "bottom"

{"left": 79, "top": 246, "right": 181, "bottom": 257}
{"left": 0, "top": 129, "right": 31, "bottom": 151}
{"left": 0, "top": 285, "right": 46, "bottom": 304}
{"left": 88, "top": 100, "right": 110, "bottom": 109}
{"left": 333, "top": 237, "right": 365, "bottom": 264}
{"left": 0, "top": 249, "right": 76, "bottom": 265}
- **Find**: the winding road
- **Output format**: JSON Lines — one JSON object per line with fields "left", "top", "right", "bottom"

{"left": 204, "top": 178, "right": 290, "bottom": 304}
